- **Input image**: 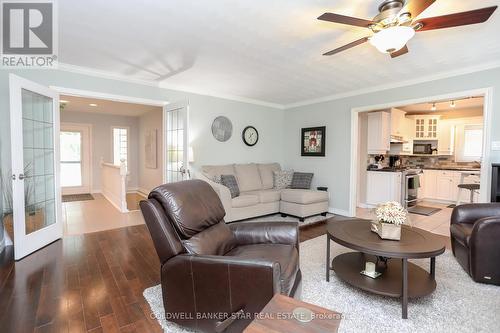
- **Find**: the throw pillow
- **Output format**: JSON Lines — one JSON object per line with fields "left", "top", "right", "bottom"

{"left": 212, "top": 175, "right": 222, "bottom": 184}
{"left": 221, "top": 174, "right": 240, "bottom": 198}
{"left": 291, "top": 172, "right": 314, "bottom": 189}
{"left": 273, "top": 170, "right": 294, "bottom": 190}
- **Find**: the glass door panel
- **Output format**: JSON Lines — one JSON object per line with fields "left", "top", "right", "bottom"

{"left": 165, "top": 102, "right": 188, "bottom": 183}
{"left": 60, "top": 131, "right": 82, "bottom": 187}
{"left": 9, "top": 74, "right": 62, "bottom": 260}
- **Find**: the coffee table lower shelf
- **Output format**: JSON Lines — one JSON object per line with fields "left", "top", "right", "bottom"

{"left": 331, "top": 252, "right": 436, "bottom": 317}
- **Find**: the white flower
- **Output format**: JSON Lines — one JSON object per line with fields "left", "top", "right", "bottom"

{"left": 375, "top": 201, "right": 408, "bottom": 226}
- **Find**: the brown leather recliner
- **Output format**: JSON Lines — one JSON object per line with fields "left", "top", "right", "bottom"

{"left": 450, "top": 203, "right": 500, "bottom": 285}
{"left": 140, "top": 179, "right": 302, "bottom": 333}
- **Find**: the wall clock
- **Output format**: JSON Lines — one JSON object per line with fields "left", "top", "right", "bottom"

{"left": 211, "top": 116, "right": 233, "bottom": 142}
{"left": 242, "top": 126, "right": 259, "bottom": 146}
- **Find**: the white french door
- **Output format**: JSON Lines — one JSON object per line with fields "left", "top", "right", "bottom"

{"left": 9, "top": 74, "right": 62, "bottom": 260}
{"left": 60, "top": 123, "right": 91, "bottom": 195}
{"left": 164, "top": 101, "right": 189, "bottom": 183}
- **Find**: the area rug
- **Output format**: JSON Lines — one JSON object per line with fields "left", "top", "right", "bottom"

{"left": 408, "top": 205, "right": 442, "bottom": 216}
{"left": 61, "top": 193, "right": 94, "bottom": 202}
{"left": 143, "top": 235, "right": 500, "bottom": 333}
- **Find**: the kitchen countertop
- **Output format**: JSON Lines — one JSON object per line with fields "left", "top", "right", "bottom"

{"left": 367, "top": 167, "right": 481, "bottom": 172}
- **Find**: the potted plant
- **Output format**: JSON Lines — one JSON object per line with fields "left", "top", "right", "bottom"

{"left": 371, "top": 201, "right": 408, "bottom": 241}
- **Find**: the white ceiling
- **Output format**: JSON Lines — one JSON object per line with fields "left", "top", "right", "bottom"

{"left": 59, "top": 0, "right": 500, "bottom": 106}
{"left": 400, "top": 96, "right": 484, "bottom": 113}
{"left": 60, "top": 95, "right": 161, "bottom": 117}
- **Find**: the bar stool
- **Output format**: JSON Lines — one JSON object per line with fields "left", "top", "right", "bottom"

{"left": 456, "top": 183, "right": 480, "bottom": 205}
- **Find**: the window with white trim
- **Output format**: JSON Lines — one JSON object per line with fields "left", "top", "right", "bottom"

{"left": 112, "top": 127, "right": 128, "bottom": 166}
{"left": 456, "top": 124, "right": 483, "bottom": 162}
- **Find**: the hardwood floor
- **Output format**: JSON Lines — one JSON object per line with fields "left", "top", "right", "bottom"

{"left": 0, "top": 219, "right": 451, "bottom": 333}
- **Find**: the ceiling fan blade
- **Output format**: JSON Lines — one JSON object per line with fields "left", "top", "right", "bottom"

{"left": 390, "top": 45, "right": 409, "bottom": 58}
{"left": 323, "top": 37, "right": 370, "bottom": 56}
{"left": 318, "top": 13, "right": 373, "bottom": 28}
{"left": 414, "top": 6, "right": 498, "bottom": 32}
{"left": 399, "top": 0, "right": 436, "bottom": 19}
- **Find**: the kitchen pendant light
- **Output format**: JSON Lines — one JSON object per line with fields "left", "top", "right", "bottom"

{"left": 450, "top": 100, "right": 456, "bottom": 108}
{"left": 431, "top": 103, "right": 437, "bottom": 111}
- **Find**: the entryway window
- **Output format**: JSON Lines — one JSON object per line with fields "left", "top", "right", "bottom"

{"left": 60, "top": 131, "right": 82, "bottom": 187}
{"left": 112, "top": 127, "right": 128, "bottom": 166}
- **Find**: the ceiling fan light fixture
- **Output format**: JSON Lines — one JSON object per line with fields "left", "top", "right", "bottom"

{"left": 369, "top": 26, "right": 415, "bottom": 53}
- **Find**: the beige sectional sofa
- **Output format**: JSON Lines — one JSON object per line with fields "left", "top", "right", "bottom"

{"left": 195, "top": 163, "right": 329, "bottom": 222}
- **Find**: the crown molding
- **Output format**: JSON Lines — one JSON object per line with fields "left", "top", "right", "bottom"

{"left": 284, "top": 60, "right": 500, "bottom": 109}
{"left": 158, "top": 81, "right": 284, "bottom": 109}
{"left": 57, "top": 62, "right": 284, "bottom": 109}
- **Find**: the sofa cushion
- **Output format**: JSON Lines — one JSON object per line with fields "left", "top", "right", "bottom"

{"left": 234, "top": 163, "right": 263, "bottom": 192}
{"left": 450, "top": 223, "right": 473, "bottom": 247}
{"left": 221, "top": 174, "right": 240, "bottom": 198}
{"left": 245, "top": 189, "right": 281, "bottom": 203}
{"left": 232, "top": 194, "right": 260, "bottom": 208}
{"left": 202, "top": 164, "right": 235, "bottom": 180}
{"left": 281, "top": 189, "right": 329, "bottom": 205}
{"left": 258, "top": 163, "right": 281, "bottom": 190}
{"left": 182, "top": 222, "right": 236, "bottom": 255}
{"left": 291, "top": 172, "right": 314, "bottom": 189}
{"left": 225, "top": 244, "right": 299, "bottom": 294}
{"left": 273, "top": 170, "right": 294, "bottom": 190}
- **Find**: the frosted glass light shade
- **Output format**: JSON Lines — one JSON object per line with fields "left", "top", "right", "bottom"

{"left": 369, "top": 26, "right": 415, "bottom": 53}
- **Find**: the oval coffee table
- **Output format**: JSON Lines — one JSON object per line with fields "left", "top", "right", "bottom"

{"left": 325, "top": 219, "right": 445, "bottom": 319}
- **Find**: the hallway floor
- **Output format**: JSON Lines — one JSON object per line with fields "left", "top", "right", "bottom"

{"left": 63, "top": 194, "right": 145, "bottom": 236}
{"left": 356, "top": 201, "right": 453, "bottom": 237}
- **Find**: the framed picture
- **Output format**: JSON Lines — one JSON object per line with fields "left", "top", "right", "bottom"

{"left": 145, "top": 129, "right": 157, "bottom": 169}
{"left": 301, "top": 126, "right": 326, "bottom": 157}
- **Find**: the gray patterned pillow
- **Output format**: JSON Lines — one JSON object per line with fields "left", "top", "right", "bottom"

{"left": 291, "top": 172, "right": 314, "bottom": 189}
{"left": 273, "top": 170, "right": 294, "bottom": 190}
{"left": 212, "top": 175, "right": 222, "bottom": 184}
{"left": 221, "top": 174, "right": 240, "bottom": 198}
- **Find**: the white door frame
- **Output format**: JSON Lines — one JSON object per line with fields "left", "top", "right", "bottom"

{"left": 164, "top": 100, "right": 190, "bottom": 183}
{"left": 9, "top": 74, "right": 63, "bottom": 260}
{"left": 50, "top": 86, "right": 169, "bottom": 184}
{"left": 349, "top": 87, "right": 493, "bottom": 217}
{"left": 60, "top": 123, "right": 93, "bottom": 195}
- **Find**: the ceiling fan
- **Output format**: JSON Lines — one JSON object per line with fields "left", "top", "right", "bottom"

{"left": 318, "top": 0, "right": 497, "bottom": 58}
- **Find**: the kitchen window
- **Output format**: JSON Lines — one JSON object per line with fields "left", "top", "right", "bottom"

{"left": 456, "top": 124, "right": 483, "bottom": 162}
{"left": 112, "top": 127, "right": 128, "bottom": 166}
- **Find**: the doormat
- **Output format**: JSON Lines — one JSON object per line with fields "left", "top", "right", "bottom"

{"left": 62, "top": 193, "right": 94, "bottom": 202}
{"left": 408, "top": 205, "right": 442, "bottom": 216}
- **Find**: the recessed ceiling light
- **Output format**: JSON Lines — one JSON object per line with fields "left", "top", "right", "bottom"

{"left": 431, "top": 103, "right": 437, "bottom": 111}
{"left": 60, "top": 100, "right": 69, "bottom": 103}
{"left": 89, "top": 103, "right": 98, "bottom": 107}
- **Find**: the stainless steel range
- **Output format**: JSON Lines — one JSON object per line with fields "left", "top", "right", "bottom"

{"left": 402, "top": 168, "right": 423, "bottom": 208}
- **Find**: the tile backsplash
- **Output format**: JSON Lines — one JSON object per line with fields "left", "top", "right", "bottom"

{"left": 368, "top": 154, "right": 481, "bottom": 169}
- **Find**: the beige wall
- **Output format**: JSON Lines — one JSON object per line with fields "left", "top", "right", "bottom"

{"left": 138, "top": 109, "right": 164, "bottom": 193}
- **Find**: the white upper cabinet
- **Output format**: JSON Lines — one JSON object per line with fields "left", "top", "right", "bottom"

{"left": 437, "top": 120, "right": 455, "bottom": 155}
{"left": 411, "top": 115, "right": 440, "bottom": 140}
{"left": 367, "top": 111, "right": 391, "bottom": 154}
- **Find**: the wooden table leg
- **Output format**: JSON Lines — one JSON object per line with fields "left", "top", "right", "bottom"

{"left": 326, "top": 235, "right": 330, "bottom": 282}
{"left": 402, "top": 258, "right": 408, "bottom": 319}
{"left": 430, "top": 257, "right": 435, "bottom": 279}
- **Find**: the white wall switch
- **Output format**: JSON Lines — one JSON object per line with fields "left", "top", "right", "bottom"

{"left": 492, "top": 141, "right": 500, "bottom": 151}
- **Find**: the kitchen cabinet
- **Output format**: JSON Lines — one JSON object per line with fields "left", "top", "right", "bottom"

{"left": 366, "top": 171, "right": 402, "bottom": 205}
{"left": 367, "top": 112, "right": 391, "bottom": 154}
{"left": 391, "top": 108, "right": 407, "bottom": 137}
{"left": 421, "top": 169, "right": 480, "bottom": 202}
{"left": 437, "top": 120, "right": 455, "bottom": 155}
{"left": 411, "top": 116, "right": 440, "bottom": 139}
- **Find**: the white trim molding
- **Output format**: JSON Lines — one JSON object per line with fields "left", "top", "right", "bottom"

{"left": 348, "top": 87, "right": 494, "bottom": 217}
{"left": 329, "top": 207, "right": 352, "bottom": 218}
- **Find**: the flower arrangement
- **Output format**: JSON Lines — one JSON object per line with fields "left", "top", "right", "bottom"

{"left": 375, "top": 201, "right": 408, "bottom": 226}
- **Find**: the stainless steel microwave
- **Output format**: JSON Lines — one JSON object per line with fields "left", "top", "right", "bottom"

{"left": 413, "top": 143, "right": 432, "bottom": 155}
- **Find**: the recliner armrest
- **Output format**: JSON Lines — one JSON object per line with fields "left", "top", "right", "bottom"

{"left": 451, "top": 203, "right": 500, "bottom": 225}
{"left": 229, "top": 221, "right": 299, "bottom": 251}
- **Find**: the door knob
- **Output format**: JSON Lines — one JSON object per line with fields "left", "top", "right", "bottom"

{"left": 18, "top": 173, "right": 26, "bottom": 180}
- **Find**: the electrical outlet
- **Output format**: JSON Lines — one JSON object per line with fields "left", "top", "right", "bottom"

{"left": 492, "top": 141, "right": 500, "bottom": 151}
